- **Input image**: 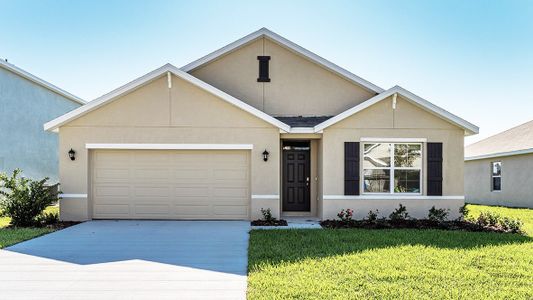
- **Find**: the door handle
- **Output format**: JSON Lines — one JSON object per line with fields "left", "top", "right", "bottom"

{"left": 306, "top": 177, "right": 310, "bottom": 186}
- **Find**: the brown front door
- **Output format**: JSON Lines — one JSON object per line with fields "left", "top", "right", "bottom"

{"left": 282, "top": 141, "right": 311, "bottom": 212}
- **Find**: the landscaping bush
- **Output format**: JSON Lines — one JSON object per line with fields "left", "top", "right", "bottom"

{"left": 251, "top": 208, "right": 288, "bottom": 226}
{"left": 337, "top": 208, "right": 354, "bottom": 223}
{"left": 428, "top": 206, "right": 449, "bottom": 222}
{"left": 36, "top": 211, "right": 59, "bottom": 226}
{"left": 321, "top": 206, "right": 525, "bottom": 234}
{"left": 365, "top": 210, "right": 379, "bottom": 223}
{"left": 0, "top": 169, "right": 59, "bottom": 227}
{"left": 389, "top": 204, "right": 410, "bottom": 222}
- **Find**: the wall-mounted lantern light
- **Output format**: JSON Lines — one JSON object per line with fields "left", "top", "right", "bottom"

{"left": 262, "top": 149, "right": 269, "bottom": 162}
{"left": 68, "top": 148, "right": 76, "bottom": 161}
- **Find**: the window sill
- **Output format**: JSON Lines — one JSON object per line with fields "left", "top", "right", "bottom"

{"left": 323, "top": 195, "right": 465, "bottom": 200}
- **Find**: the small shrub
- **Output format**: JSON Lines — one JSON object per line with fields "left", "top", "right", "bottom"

{"left": 427, "top": 206, "right": 449, "bottom": 222}
{"left": 36, "top": 211, "right": 59, "bottom": 225}
{"left": 477, "top": 211, "right": 501, "bottom": 227}
{"left": 499, "top": 217, "right": 523, "bottom": 233}
{"left": 365, "top": 210, "right": 379, "bottom": 222}
{"left": 459, "top": 204, "right": 469, "bottom": 219}
{"left": 260, "top": 208, "right": 276, "bottom": 222}
{"left": 389, "top": 204, "right": 410, "bottom": 222}
{"left": 337, "top": 208, "right": 354, "bottom": 222}
{"left": 0, "top": 169, "right": 59, "bottom": 227}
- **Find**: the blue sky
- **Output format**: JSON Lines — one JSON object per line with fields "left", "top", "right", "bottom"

{"left": 1, "top": 0, "right": 532, "bottom": 144}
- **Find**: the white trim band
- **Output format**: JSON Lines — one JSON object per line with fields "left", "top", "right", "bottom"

{"left": 465, "top": 148, "right": 533, "bottom": 161}
{"left": 251, "top": 195, "right": 280, "bottom": 199}
{"left": 61, "top": 194, "right": 88, "bottom": 198}
{"left": 323, "top": 195, "right": 464, "bottom": 200}
{"left": 360, "top": 137, "right": 427, "bottom": 143}
{"left": 86, "top": 143, "right": 254, "bottom": 150}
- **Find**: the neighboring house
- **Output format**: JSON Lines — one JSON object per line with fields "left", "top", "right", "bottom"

{"left": 0, "top": 59, "right": 85, "bottom": 182}
{"left": 465, "top": 120, "right": 533, "bottom": 208}
{"left": 44, "top": 28, "right": 478, "bottom": 221}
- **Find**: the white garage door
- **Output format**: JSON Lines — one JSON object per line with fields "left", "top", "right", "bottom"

{"left": 91, "top": 150, "right": 250, "bottom": 220}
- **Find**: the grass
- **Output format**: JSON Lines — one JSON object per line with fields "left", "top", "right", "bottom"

{"left": 0, "top": 206, "right": 59, "bottom": 248}
{"left": 248, "top": 205, "right": 533, "bottom": 300}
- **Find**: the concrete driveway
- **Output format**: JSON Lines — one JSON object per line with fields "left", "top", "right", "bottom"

{"left": 0, "top": 220, "right": 250, "bottom": 300}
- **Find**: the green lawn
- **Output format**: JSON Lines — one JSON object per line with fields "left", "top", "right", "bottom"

{"left": 248, "top": 205, "right": 533, "bottom": 300}
{"left": 0, "top": 206, "right": 59, "bottom": 248}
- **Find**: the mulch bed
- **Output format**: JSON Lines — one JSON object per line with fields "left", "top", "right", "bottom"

{"left": 5, "top": 221, "right": 81, "bottom": 230}
{"left": 251, "top": 219, "right": 288, "bottom": 226}
{"left": 320, "top": 219, "right": 522, "bottom": 234}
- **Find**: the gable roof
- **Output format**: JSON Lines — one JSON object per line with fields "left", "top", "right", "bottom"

{"left": 465, "top": 120, "right": 533, "bottom": 161}
{"left": 313, "top": 85, "right": 479, "bottom": 136}
{"left": 44, "top": 64, "right": 291, "bottom": 132}
{"left": 180, "top": 28, "right": 384, "bottom": 94}
{"left": 0, "top": 59, "right": 85, "bottom": 105}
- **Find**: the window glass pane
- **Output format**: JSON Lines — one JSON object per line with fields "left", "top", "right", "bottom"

{"left": 394, "top": 144, "right": 422, "bottom": 168}
{"left": 364, "top": 169, "right": 390, "bottom": 193}
{"left": 492, "top": 162, "right": 501, "bottom": 176}
{"left": 394, "top": 170, "right": 420, "bottom": 193}
{"left": 492, "top": 177, "right": 501, "bottom": 191}
{"left": 363, "top": 143, "right": 391, "bottom": 168}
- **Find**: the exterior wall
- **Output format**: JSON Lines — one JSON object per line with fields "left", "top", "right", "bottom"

{"left": 0, "top": 67, "right": 81, "bottom": 182}
{"left": 321, "top": 96, "right": 465, "bottom": 219}
{"left": 465, "top": 153, "right": 533, "bottom": 208}
{"left": 58, "top": 75, "right": 280, "bottom": 221}
{"left": 190, "top": 37, "right": 374, "bottom": 117}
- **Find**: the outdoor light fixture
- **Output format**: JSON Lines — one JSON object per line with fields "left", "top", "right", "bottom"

{"left": 68, "top": 148, "right": 76, "bottom": 161}
{"left": 262, "top": 149, "right": 269, "bottom": 162}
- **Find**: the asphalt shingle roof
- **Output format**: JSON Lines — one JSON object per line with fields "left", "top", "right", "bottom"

{"left": 465, "top": 120, "right": 533, "bottom": 158}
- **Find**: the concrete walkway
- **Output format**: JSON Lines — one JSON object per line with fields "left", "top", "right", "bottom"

{"left": 0, "top": 220, "right": 250, "bottom": 300}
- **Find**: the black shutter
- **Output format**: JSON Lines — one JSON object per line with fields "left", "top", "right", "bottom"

{"left": 257, "top": 56, "right": 271, "bottom": 82}
{"left": 344, "top": 142, "right": 360, "bottom": 195}
{"left": 427, "top": 143, "right": 443, "bottom": 196}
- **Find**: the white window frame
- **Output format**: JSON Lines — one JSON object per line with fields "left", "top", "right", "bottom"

{"left": 362, "top": 142, "right": 423, "bottom": 195}
{"left": 491, "top": 161, "right": 502, "bottom": 192}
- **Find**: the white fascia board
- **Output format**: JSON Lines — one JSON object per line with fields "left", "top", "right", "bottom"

{"left": 44, "top": 64, "right": 291, "bottom": 132}
{"left": 288, "top": 127, "right": 317, "bottom": 134}
{"left": 314, "top": 86, "right": 479, "bottom": 136}
{"left": 86, "top": 143, "right": 254, "bottom": 150}
{"left": 181, "top": 28, "right": 384, "bottom": 94}
{"left": 323, "top": 195, "right": 465, "bottom": 200}
{"left": 361, "top": 137, "right": 427, "bottom": 143}
{"left": 0, "top": 59, "right": 86, "bottom": 105}
{"left": 465, "top": 147, "right": 533, "bottom": 161}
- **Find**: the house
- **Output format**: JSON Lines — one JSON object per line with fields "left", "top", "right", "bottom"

{"left": 465, "top": 120, "right": 533, "bottom": 208}
{"left": 44, "top": 28, "right": 478, "bottom": 221}
{"left": 0, "top": 59, "right": 85, "bottom": 182}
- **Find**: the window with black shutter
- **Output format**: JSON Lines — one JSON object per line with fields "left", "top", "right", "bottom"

{"left": 257, "top": 56, "right": 270, "bottom": 82}
{"left": 344, "top": 142, "right": 360, "bottom": 195}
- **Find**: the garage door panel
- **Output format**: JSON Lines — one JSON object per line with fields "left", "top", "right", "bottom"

{"left": 213, "top": 205, "right": 248, "bottom": 216}
{"left": 94, "top": 186, "right": 130, "bottom": 197}
{"left": 94, "top": 204, "right": 130, "bottom": 216}
{"left": 134, "top": 186, "right": 170, "bottom": 197}
{"left": 94, "top": 168, "right": 130, "bottom": 183}
{"left": 91, "top": 150, "right": 250, "bottom": 220}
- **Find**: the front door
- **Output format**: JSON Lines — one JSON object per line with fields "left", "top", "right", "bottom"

{"left": 282, "top": 141, "right": 311, "bottom": 212}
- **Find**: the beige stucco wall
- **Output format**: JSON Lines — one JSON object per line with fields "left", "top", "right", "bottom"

{"left": 320, "top": 96, "right": 465, "bottom": 219}
{"left": 58, "top": 74, "right": 280, "bottom": 221}
{"left": 465, "top": 153, "right": 533, "bottom": 208}
{"left": 190, "top": 37, "right": 375, "bottom": 117}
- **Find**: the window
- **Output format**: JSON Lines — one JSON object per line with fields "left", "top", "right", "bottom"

{"left": 363, "top": 143, "right": 422, "bottom": 194}
{"left": 257, "top": 56, "right": 270, "bottom": 82}
{"left": 491, "top": 161, "right": 501, "bottom": 191}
